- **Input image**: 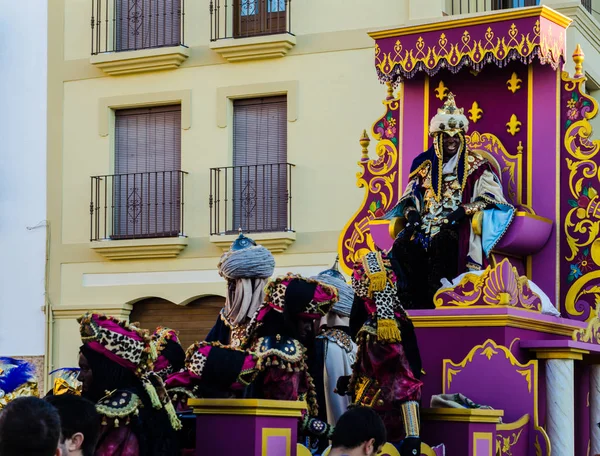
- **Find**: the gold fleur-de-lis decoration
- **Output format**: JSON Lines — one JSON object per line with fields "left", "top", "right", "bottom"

{"left": 506, "top": 114, "right": 522, "bottom": 136}
{"left": 468, "top": 101, "right": 483, "bottom": 123}
{"left": 506, "top": 72, "right": 522, "bottom": 93}
{"left": 435, "top": 81, "right": 449, "bottom": 101}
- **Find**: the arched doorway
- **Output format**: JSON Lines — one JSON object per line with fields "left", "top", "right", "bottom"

{"left": 130, "top": 296, "right": 224, "bottom": 350}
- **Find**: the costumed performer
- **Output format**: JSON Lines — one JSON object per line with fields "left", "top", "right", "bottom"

{"left": 340, "top": 250, "right": 423, "bottom": 456}
{"left": 312, "top": 257, "right": 357, "bottom": 427}
{"left": 206, "top": 231, "right": 275, "bottom": 347}
{"left": 150, "top": 327, "right": 185, "bottom": 381}
{"left": 166, "top": 274, "right": 339, "bottom": 445}
{"left": 77, "top": 312, "right": 182, "bottom": 456}
{"left": 382, "top": 93, "right": 514, "bottom": 309}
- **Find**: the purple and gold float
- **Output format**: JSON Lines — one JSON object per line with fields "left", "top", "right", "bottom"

{"left": 338, "top": 5, "right": 600, "bottom": 456}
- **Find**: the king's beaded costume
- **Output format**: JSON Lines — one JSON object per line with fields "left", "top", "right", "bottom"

{"left": 383, "top": 94, "right": 514, "bottom": 309}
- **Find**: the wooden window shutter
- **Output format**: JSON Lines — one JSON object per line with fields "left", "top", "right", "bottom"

{"left": 116, "top": 0, "right": 181, "bottom": 51}
{"left": 113, "top": 105, "right": 181, "bottom": 238}
{"left": 232, "top": 96, "right": 287, "bottom": 233}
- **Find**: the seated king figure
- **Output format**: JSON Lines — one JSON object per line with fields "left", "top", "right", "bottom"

{"left": 383, "top": 93, "right": 514, "bottom": 309}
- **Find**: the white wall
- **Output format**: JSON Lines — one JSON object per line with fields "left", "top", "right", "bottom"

{"left": 0, "top": 1, "right": 47, "bottom": 356}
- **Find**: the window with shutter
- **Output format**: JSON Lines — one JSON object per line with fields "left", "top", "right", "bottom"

{"left": 115, "top": 0, "right": 182, "bottom": 51}
{"left": 233, "top": 0, "right": 287, "bottom": 38}
{"left": 113, "top": 105, "right": 181, "bottom": 239}
{"left": 232, "top": 96, "right": 287, "bottom": 233}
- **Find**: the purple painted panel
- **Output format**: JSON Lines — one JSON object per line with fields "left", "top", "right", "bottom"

{"left": 403, "top": 78, "right": 427, "bottom": 185}
{"left": 194, "top": 414, "right": 298, "bottom": 456}
{"left": 475, "top": 435, "right": 492, "bottom": 456}
{"left": 530, "top": 64, "right": 560, "bottom": 305}
{"left": 266, "top": 436, "right": 287, "bottom": 456}
{"left": 422, "top": 420, "right": 495, "bottom": 456}
{"left": 560, "top": 66, "right": 600, "bottom": 322}
{"left": 428, "top": 62, "right": 528, "bottom": 186}
{"left": 495, "top": 420, "right": 529, "bottom": 456}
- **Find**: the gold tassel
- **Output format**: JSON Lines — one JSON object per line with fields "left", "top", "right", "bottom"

{"left": 377, "top": 319, "right": 401, "bottom": 343}
{"left": 165, "top": 401, "right": 183, "bottom": 431}
{"left": 114, "top": 418, "right": 119, "bottom": 428}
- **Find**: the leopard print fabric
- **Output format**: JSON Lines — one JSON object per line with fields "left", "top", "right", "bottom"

{"left": 187, "top": 350, "right": 208, "bottom": 378}
{"left": 95, "top": 330, "right": 145, "bottom": 365}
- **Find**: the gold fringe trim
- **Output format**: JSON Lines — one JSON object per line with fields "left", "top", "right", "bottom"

{"left": 377, "top": 319, "right": 401, "bottom": 343}
{"left": 363, "top": 253, "right": 387, "bottom": 297}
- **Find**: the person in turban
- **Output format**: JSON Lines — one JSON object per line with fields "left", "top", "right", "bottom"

{"left": 206, "top": 231, "right": 276, "bottom": 347}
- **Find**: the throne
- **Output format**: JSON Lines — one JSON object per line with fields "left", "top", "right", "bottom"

{"left": 337, "top": 6, "right": 600, "bottom": 456}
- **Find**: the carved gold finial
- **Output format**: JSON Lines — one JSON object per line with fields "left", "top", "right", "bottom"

{"left": 386, "top": 82, "right": 395, "bottom": 100}
{"left": 434, "top": 81, "right": 449, "bottom": 101}
{"left": 359, "top": 130, "right": 370, "bottom": 161}
{"left": 468, "top": 101, "right": 483, "bottom": 124}
{"left": 517, "top": 141, "right": 523, "bottom": 155}
{"left": 506, "top": 114, "right": 522, "bottom": 136}
{"left": 506, "top": 72, "right": 522, "bottom": 93}
{"left": 573, "top": 44, "right": 585, "bottom": 78}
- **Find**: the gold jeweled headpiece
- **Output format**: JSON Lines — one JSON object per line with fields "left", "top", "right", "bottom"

{"left": 429, "top": 93, "right": 469, "bottom": 137}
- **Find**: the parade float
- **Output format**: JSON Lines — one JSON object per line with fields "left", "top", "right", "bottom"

{"left": 336, "top": 4, "right": 600, "bottom": 455}
{"left": 189, "top": 5, "right": 600, "bottom": 456}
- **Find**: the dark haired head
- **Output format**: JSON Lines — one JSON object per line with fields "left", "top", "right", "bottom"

{"left": 78, "top": 344, "right": 139, "bottom": 402}
{"left": 331, "top": 406, "right": 386, "bottom": 451}
{"left": 45, "top": 394, "right": 101, "bottom": 456}
{"left": 0, "top": 396, "right": 61, "bottom": 456}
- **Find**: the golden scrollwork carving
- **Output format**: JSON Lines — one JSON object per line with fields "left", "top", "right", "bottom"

{"left": 496, "top": 429, "right": 524, "bottom": 456}
{"left": 562, "top": 46, "right": 600, "bottom": 322}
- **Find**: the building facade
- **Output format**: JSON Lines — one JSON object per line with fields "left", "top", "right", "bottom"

{"left": 48, "top": 0, "right": 600, "bottom": 373}
{"left": 0, "top": 1, "right": 48, "bottom": 380}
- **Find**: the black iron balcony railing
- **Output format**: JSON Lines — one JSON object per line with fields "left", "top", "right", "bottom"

{"left": 581, "top": 0, "right": 592, "bottom": 13}
{"left": 449, "top": 0, "right": 537, "bottom": 15}
{"left": 91, "top": 0, "right": 185, "bottom": 55}
{"left": 90, "top": 170, "right": 187, "bottom": 241}
{"left": 210, "top": 0, "right": 292, "bottom": 41}
{"left": 209, "top": 163, "right": 294, "bottom": 235}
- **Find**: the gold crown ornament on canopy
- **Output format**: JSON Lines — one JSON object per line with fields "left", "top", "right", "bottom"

{"left": 429, "top": 93, "right": 469, "bottom": 137}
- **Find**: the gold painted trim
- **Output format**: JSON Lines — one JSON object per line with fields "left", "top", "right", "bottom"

{"left": 527, "top": 65, "right": 533, "bottom": 207}
{"left": 262, "top": 428, "right": 291, "bottom": 456}
{"left": 497, "top": 413, "right": 530, "bottom": 431}
{"left": 529, "top": 348, "right": 588, "bottom": 360}
{"left": 473, "top": 432, "right": 494, "bottom": 456}
{"left": 514, "top": 211, "right": 552, "bottom": 224}
{"left": 411, "top": 314, "right": 580, "bottom": 337}
{"left": 216, "top": 81, "right": 299, "bottom": 128}
{"left": 423, "top": 76, "right": 430, "bottom": 150}
{"left": 366, "top": 219, "right": 390, "bottom": 225}
{"left": 368, "top": 6, "right": 572, "bottom": 39}
{"left": 422, "top": 408, "right": 503, "bottom": 424}
{"left": 98, "top": 90, "right": 192, "bottom": 137}
{"left": 555, "top": 67, "right": 562, "bottom": 312}
{"left": 189, "top": 399, "right": 306, "bottom": 417}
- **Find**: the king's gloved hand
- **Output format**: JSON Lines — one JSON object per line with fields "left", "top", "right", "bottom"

{"left": 335, "top": 376, "right": 351, "bottom": 396}
{"left": 442, "top": 206, "right": 466, "bottom": 228}
{"left": 404, "top": 209, "right": 422, "bottom": 234}
{"left": 399, "top": 436, "right": 421, "bottom": 456}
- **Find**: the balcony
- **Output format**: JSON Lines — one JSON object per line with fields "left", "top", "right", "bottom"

{"left": 209, "top": 0, "right": 296, "bottom": 62}
{"left": 447, "top": 0, "right": 538, "bottom": 14}
{"left": 90, "top": 171, "right": 188, "bottom": 259}
{"left": 209, "top": 163, "right": 296, "bottom": 253}
{"left": 90, "top": 0, "right": 189, "bottom": 75}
